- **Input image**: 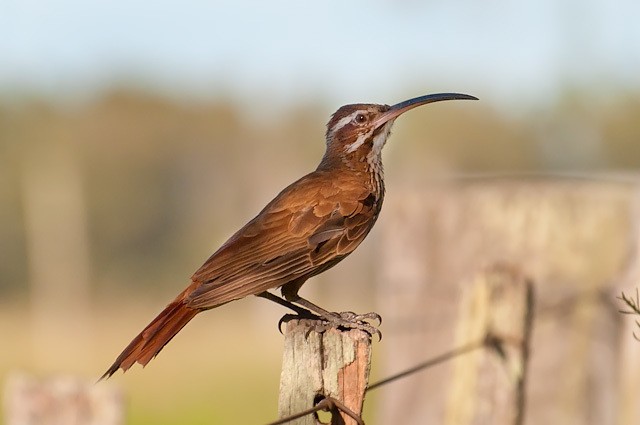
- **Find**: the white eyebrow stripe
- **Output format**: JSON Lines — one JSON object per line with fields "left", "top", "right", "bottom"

{"left": 331, "top": 111, "right": 363, "bottom": 134}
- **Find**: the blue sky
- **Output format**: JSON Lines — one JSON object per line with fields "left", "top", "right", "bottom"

{"left": 1, "top": 0, "right": 639, "bottom": 111}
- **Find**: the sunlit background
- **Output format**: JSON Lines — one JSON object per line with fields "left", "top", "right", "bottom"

{"left": 2, "top": 1, "right": 640, "bottom": 424}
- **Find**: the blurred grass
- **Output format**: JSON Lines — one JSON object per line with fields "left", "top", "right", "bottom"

{"left": 0, "top": 295, "right": 386, "bottom": 424}
{"left": 0, "top": 298, "right": 285, "bottom": 424}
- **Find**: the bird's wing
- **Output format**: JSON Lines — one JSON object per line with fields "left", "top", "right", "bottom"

{"left": 186, "top": 173, "right": 377, "bottom": 309}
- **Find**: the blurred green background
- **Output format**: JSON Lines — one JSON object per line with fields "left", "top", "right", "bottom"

{"left": 1, "top": 0, "right": 640, "bottom": 424}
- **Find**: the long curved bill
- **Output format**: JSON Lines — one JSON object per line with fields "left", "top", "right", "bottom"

{"left": 373, "top": 93, "right": 478, "bottom": 128}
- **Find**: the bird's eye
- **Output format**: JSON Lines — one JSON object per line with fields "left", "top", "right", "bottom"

{"left": 355, "top": 113, "right": 367, "bottom": 124}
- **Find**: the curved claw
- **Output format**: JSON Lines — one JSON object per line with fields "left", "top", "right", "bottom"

{"left": 356, "top": 323, "right": 382, "bottom": 342}
{"left": 344, "top": 322, "right": 382, "bottom": 342}
{"left": 359, "top": 312, "right": 382, "bottom": 327}
{"left": 278, "top": 312, "right": 324, "bottom": 334}
{"left": 335, "top": 311, "right": 382, "bottom": 341}
{"left": 278, "top": 314, "right": 294, "bottom": 334}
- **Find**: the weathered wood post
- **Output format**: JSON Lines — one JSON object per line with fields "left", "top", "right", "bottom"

{"left": 444, "top": 264, "right": 534, "bottom": 425}
{"left": 378, "top": 181, "right": 638, "bottom": 424}
{"left": 278, "top": 319, "right": 373, "bottom": 425}
{"left": 4, "top": 372, "right": 124, "bottom": 425}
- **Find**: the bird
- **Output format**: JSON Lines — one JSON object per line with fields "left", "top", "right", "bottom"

{"left": 101, "top": 92, "right": 477, "bottom": 379}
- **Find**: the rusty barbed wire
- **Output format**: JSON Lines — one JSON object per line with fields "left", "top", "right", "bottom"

{"left": 367, "top": 336, "right": 488, "bottom": 392}
{"left": 265, "top": 395, "right": 364, "bottom": 425}
{"left": 265, "top": 333, "right": 497, "bottom": 425}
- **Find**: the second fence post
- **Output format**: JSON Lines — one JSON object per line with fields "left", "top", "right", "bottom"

{"left": 445, "top": 263, "right": 535, "bottom": 425}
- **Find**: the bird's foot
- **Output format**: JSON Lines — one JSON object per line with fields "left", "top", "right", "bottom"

{"left": 304, "top": 311, "right": 382, "bottom": 341}
{"left": 324, "top": 311, "right": 382, "bottom": 340}
{"left": 337, "top": 311, "right": 382, "bottom": 326}
{"left": 278, "top": 311, "right": 382, "bottom": 340}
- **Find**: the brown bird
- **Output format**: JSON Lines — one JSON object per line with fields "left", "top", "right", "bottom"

{"left": 101, "top": 92, "right": 477, "bottom": 379}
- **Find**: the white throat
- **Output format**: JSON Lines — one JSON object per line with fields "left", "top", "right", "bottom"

{"left": 366, "top": 121, "right": 394, "bottom": 182}
{"left": 370, "top": 121, "right": 394, "bottom": 157}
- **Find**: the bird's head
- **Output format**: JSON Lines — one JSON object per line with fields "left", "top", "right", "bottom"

{"left": 321, "top": 93, "right": 477, "bottom": 171}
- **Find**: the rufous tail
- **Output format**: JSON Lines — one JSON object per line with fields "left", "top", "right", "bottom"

{"left": 100, "top": 286, "right": 199, "bottom": 380}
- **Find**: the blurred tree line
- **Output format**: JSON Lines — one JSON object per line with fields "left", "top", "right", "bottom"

{"left": 1, "top": 89, "right": 639, "bottom": 296}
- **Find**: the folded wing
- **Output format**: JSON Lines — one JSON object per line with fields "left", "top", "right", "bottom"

{"left": 186, "top": 173, "right": 378, "bottom": 309}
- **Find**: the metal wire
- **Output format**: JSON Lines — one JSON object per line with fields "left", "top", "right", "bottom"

{"left": 266, "top": 334, "right": 494, "bottom": 425}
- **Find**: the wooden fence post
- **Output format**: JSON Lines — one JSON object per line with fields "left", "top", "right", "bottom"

{"left": 4, "top": 372, "right": 124, "bottom": 425}
{"left": 444, "top": 264, "right": 534, "bottom": 425}
{"left": 278, "top": 319, "right": 372, "bottom": 425}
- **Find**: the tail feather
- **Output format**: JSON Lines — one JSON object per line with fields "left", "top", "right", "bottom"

{"left": 100, "top": 290, "right": 199, "bottom": 380}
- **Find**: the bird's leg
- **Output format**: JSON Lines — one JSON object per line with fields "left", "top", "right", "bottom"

{"left": 256, "top": 291, "right": 319, "bottom": 318}
{"left": 294, "top": 296, "right": 382, "bottom": 326}
{"left": 256, "top": 291, "right": 324, "bottom": 334}
{"left": 280, "top": 283, "right": 381, "bottom": 339}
